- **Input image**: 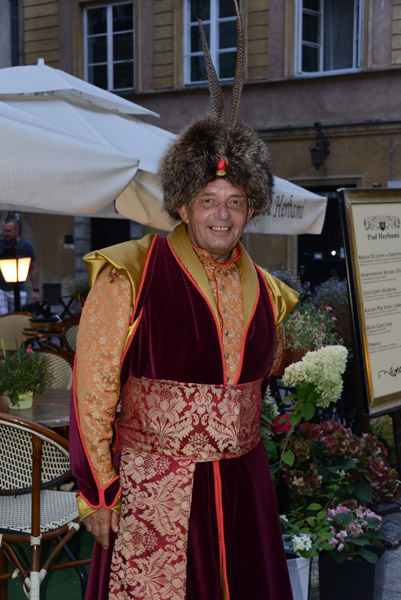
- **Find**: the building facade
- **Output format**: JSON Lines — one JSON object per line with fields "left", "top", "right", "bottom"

{"left": 3, "top": 0, "right": 401, "bottom": 298}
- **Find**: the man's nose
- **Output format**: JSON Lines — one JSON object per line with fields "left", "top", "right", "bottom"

{"left": 215, "top": 202, "right": 229, "bottom": 218}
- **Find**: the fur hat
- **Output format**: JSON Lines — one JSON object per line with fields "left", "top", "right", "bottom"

{"left": 159, "top": 0, "right": 273, "bottom": 221}
{"left": 159, "top": 114, "right": 273, "bottom": 220}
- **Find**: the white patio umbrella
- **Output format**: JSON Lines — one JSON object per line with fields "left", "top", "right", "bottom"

{"left": 0, "top": 58, "right": 157, "bottom": 117}
{"left": 0, "top": 60, "right": 327, "bottom": 233}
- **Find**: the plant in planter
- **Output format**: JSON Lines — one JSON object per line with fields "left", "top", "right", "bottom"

{"left": 262, "top": 344, "right": 397, "bottom": 600}
{"left": 261, "top": 345, "right": 349, "bottom": 484}
{"left": 0, "top": 346, "right": 47, "bottom": 407}
{"left": 313, "top": 276, "right": 353, "bottom": 347}
{"left": 279, "top": 495, "right": 336, "bottom": 600}
{"left": 325, "top": 502, "right": 384, "bottom": 563}
{"left": 283, "top": 302, "right": 342, "bottom": 353}
{"left": 280, "top": 420, "right": 400, "bottom": 509}
{"left": 370, "top": 414, "right": 397, "bottom": 467}
{"left": 318, "top": 502, "right": 386, "bottom": 600}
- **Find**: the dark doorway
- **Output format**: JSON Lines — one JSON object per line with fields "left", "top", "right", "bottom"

{"left": 298, "top": 186, "right": 355, "bottom": 288}
{"left": 90, "top": 218, "right": 131, "bottom": 252}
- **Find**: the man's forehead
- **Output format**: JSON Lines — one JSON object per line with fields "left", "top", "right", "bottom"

{"left": 195, "top": 180, "right": 246, "bottom": 197}
{"left": 197, "top": 189, "right": 245, "bottom": 197}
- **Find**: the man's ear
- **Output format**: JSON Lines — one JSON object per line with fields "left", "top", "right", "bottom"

{"left": 177, "top": 204, "right": 189, "bottom": 224}
{"left": 246, "top": 207, "right": 255, "bottom": 224}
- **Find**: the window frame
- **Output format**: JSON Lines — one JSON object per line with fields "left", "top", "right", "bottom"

{"left": 294, "top": 0, "right": 363, "bottom": 77}
{"left": 83, "top": 1, "right": 135, "bottom": 92}
{"left": 183, "top": 0, "right": 239, "bottom": 85}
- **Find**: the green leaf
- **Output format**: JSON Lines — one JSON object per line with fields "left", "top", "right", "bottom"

{"left": 350, "top": 536, "right": 370, "bottom": 546}
{"left": 307, "top": 503, "right": 322, "bottom": 511}
{"left": 321, "top": 541, "right": 333, "bottom": 550}
{"left": 299, "top": 401, "right": 316, "bottom": 420}
{"left": 289, "top": 413, "right": 301, "bottom": 426}
{"left": 281, "top": 450, "right": 295, "bottom": 466}
{"left": 282, "top": 393, "right": 297, "bottom": 403}
{"left": 331, "top": 550, "right": 347, "bottom": 564}
{"left": 338, "top": 458, "right": 356, "bottom": 469}
{"left": 332, "top": 513, "right": 352, "bottom": 525}
{"left": 354, "top": 480, "right": 374, "bottom": 504}
{"left": 359, "top": 548, "right": 379, "bottom": 563}
{"left": 317, "top": 510, "right": 327, "bottom": 520}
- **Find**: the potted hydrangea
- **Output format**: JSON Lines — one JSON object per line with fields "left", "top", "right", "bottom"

{"left": 318, "top": 502, "right": 385, "bottom": 600}
{"left": 0, "top": 345, "right": 47, "bottom": 408}
{"left": 261, "top": 344, "right": 400, "bottom": 600}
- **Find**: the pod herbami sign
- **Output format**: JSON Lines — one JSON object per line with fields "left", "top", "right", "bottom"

{"left": 342, "top": 189, "right": 401, "bottom": 415}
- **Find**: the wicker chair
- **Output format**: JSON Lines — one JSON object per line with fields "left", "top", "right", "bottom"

{"left": 62, "top": 322, "right": 79, "bottom": 355}
{"left": 36, "top": 349, "right": 73, "bottom": 390}
{"left": 0, "top": 412, "right": 90, "bottom": 598}
{"left": 0, "top": 312, "right": 35, "bottom": 354}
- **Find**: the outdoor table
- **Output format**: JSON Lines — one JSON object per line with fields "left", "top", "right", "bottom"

{"left": 0, "top": 388, "right": 71, "bottom": 428}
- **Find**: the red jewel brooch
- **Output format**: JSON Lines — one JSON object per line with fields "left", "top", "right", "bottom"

{"left": 216, "top": 157, "right": 228, "bottom": 177}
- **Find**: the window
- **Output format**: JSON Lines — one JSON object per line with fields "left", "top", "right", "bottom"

{"left": 184, "top": 0, "right": 239, "bottom": 84}
{"left": 296, "top": 0, "right": 362, "bottom": 76}
{"left": 84, "top": 2, "right": 134, "bottom": 91}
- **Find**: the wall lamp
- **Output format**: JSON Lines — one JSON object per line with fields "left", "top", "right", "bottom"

{"left": 310, "top": 122, "right": 330, "bottom": 169}
{"left": 0, "top": 248, "right": 31, "bottom": 312}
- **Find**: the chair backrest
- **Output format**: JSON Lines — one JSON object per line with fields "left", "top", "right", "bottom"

{"left": 0, "top": 412, "right": 71, "bottom": 495}
{"left": 63, "top": 322, "right": 79, "bottom": 353}
{"left": 37, "top": 349, "right": 73, "bottom": 390}
{"left": 0, "top": 312, "right": 35, "bottom": 351}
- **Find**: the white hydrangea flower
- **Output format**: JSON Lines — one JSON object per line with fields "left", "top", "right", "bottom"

{"left": 292, "top": 534, "right": 312, "bottom": 552}
{"left": 282, "top": 345, "right": 348, "bottom": 408}
{"left": 263, "top": 388, "right": 279, "bottom": 419}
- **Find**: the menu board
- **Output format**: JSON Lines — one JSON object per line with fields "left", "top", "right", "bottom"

{"left": 342, "top": 189, "right": 401, "bottom": 415}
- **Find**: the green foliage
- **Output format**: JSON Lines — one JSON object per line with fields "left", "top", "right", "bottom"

{"left": 283, "top": 302, "right": 341, "bottom": 351}
{"left": 280, "top": 420, "right": 400, "bottom": 507}
{"left": 325, "top": 504, "right": 384, "bottom": 563}
{"left": 370, "top": 415, "right": 396, "bottom": 467}
{"left": 0, "top": 348, "right": 47, "bottom": 405}
{"left": 280, "top": 503, "right": 333, "bottom": 558}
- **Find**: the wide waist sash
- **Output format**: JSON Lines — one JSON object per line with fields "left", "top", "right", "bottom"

{"left": 117, "top": 376, "right": 263, "bottom": 459}
{"left": 109, "top": 377, "right": 263, "bottom": 600}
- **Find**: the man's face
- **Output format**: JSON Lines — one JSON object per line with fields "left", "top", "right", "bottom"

{"left": 2, "top": 222, "right": 19, "bottom": 243}
{"left": 178, "top": 179, "right": 254, "bottom": 263}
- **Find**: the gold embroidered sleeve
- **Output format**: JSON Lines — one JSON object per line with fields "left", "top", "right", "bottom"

{"left": 261, "top": 269, "right": 299, "bottom": 325}
{"left": 75, "top": 264, "right": 132, "bottom": 490}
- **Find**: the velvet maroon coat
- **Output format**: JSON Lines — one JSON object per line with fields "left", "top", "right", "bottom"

{"left": 70, "top": 223, "right": 297, "bottom": 600}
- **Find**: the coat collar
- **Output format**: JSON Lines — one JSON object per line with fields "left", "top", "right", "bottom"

{"left": 167, "top": 222, "right": 259, "bottom": 327}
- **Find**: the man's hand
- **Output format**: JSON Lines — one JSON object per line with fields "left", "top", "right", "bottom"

{"left": 84, "top": 507, "right": 120, "bottom": 549}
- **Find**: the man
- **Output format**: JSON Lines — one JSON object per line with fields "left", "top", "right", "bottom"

{"left": 70, "top": 4, "right": 298, "bottom": 598}
{"left": 0, "top": 216, "right": 39, "bottom": 314}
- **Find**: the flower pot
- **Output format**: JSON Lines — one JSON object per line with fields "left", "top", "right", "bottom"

{"left": 286, "top": 554, "right": 311, "bottom": 600}
{"left": 318, "top": 548, "right": 386, "bottom": 600}
{"left": 8, "top": 392, "right": 33, "bottom": 410}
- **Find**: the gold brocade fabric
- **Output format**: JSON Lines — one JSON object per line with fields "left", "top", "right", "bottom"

{"left": 75, "top": 265, "right": 132, "bottom": 490}
{"left": 109, "top": 376, "right": 263, "bottom": 600}
{"left": 193, "top": 246, "right": 244, "bottom": 384}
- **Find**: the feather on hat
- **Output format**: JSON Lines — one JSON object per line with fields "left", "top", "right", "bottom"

{"left": 159, "top": 0, "right": 273, "bottom": 221}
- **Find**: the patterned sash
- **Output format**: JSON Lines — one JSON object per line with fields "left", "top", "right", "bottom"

{"left": 109, "top": 376, "right": 263, "bottom": 600}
